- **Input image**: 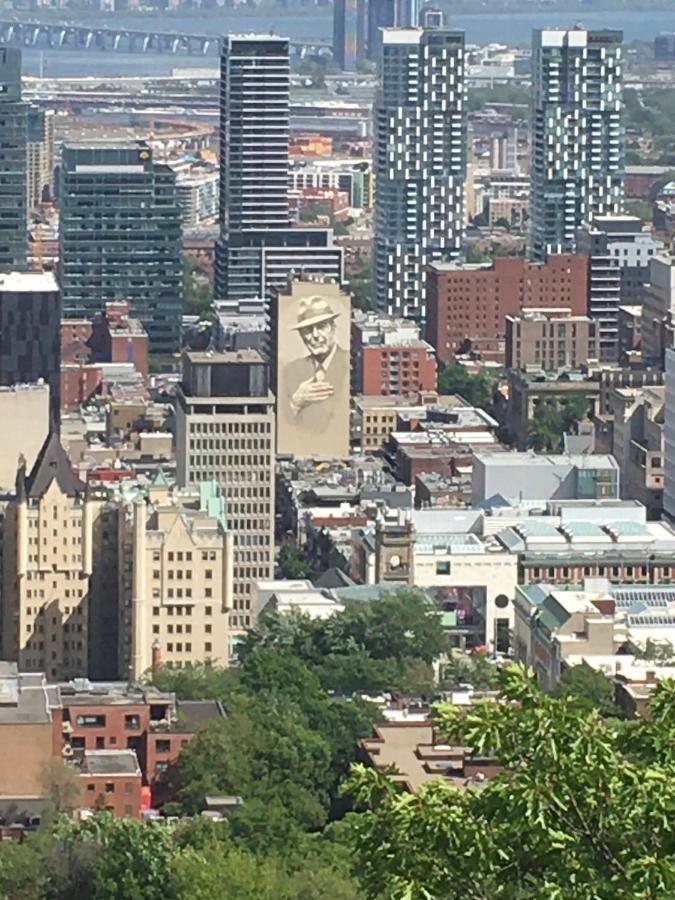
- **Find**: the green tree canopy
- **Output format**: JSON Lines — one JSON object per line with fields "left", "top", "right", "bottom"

{"left": 344, "top": 665, "right": 675, "bottom": 899}
{"left": 437, "top": 362, "right": 496, "bottom": 411}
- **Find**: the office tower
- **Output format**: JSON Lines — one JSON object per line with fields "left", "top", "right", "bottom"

{"left": 1, "top": 433, "right": 118, "bottom": 680}
{"left": 272, "top": 278, "right": 351, "bottom": 458}
{"left": 373, "top": 28, "right": 467, "bottom": 320}
{"left": 367, "top": 0, "right": 395, "bottom": 61}
{"left": 333, "top": 0, "right": 366, "bottom": 70}
{"left": 175, "top": 350, "right": 275, "bottom": 658}
{"left": 530, "top": 28, "right": 623, "bottom": 261}
{"left": 27, "top": 107, "right": 54, "bottom": 211}
{"left": 0, "top": 47, "right": 27, "bottom": 270}
{"left": 59, "top": 143, "right": 183, "bottom": 356}
{"left": 118, "top": 476, "right": 234, "bottom": 680}
{"left": 0, "top": 271, "right": 61, "bottom": 423}
{"left": 576, "top": 215, "right": 662, "bottom": 360}
{"left": 215, "top": 35, "right": 343, "bottom": 301}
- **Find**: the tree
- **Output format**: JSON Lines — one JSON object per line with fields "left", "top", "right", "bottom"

{"left": 278, "top": 542, "right": 309, "bottom": 579}
{"left": 441, "top": 650, "right": 502, "bottom": 691}
{"left": 346, "top": 255, "right": 372, "bottom": 312}
{"left": 344, "top": 666, "right": 675, "bottom": 899}
{"left": 40, "top": 758, "right": 83, "bottom": 822}
{"left": 437, "top": 363, "right": 496, "bottom": 411}
{"left": 147, "top": 660, "right": 238, "bottom": 702}
{"left": 183, "top": 255, "right": 213, "bottom": 318}
{"left": 526, "top": 395, "right": 591, "bottom": 453}
{"left": 0, "top": 840, "right": 45, "bottom": 900}
{"left": 553, "top": 662, "right": 622, "bottom": 717}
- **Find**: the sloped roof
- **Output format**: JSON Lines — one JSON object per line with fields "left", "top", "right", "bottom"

{"left": 26, "top": 432, "right": 86, "bottom": 499}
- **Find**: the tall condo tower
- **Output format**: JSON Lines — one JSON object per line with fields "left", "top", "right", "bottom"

{"left": 0, "top": 47, "right": 27, "bottom": 270}
{"left": 530, "top": 28, "right": 623, "bottom": 261}
{"left": 373, "top": 27, "right": 466, "bottom": 320}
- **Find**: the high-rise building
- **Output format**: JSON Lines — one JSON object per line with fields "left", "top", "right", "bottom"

{"left": 27, "top": 106, "right": 54, "bottom": 211}
{"left": 1, "top": 433, "right": 119, "bottom": 681}
{"left": 0, "top": 47, "right": 27, "bottom": 270}
{"left": 59, "top": 143, "right": 183, "bottom": 356}
{"left": 0, "top": 271, "right": 61, "bottom": 423}
{"left": 333, "top": 0, "right": 366, "bottom": 70}
{"left": 367, "top": 0, "right": 395, "bottom": 61}
{"left": 215, "top": 35, "right": 343, "bottom": 301}
{"left": 373, "top": 27, "right": 466, "bottom": 320}
{"left": 175, "top": 350, "right": 275, "bottom": 657}
{"left": 576, "top": 215, "right": 662, "bottom": 360}
{"left": 118, "top": 475, "right": 234, "bottom": 680}
{"left": 530, "top": 28, "right": 623, "bottom": 261}
{"left": 665, "top": 347, "right": 675, "bottom": 522}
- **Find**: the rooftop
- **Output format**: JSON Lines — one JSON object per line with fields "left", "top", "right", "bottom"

{"left": 82, "top": 750, "right": 141, "bottom": 777}
{"left": 0, "top": 271, "right": 59, "bottom": 293}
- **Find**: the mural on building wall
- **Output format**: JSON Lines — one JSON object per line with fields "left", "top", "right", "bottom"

{"left": 277, "top": 283, "right": 350, "bottom": 458}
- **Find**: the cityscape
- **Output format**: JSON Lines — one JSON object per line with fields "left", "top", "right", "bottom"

{"left": 1, "top": 1, "right": 675, "bottom": 897}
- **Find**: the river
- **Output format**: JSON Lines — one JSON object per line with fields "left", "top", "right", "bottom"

{"left": 18, "top": 8, "right": 675, "bottom": 77}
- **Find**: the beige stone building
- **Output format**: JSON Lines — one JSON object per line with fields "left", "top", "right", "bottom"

{"left": 1, "top": 434, "right": 118, "bottom": 681}
{"left": 0, "top": 383, "right": 50, "bottom": 491}
{"left": 118, "top": 474, "right": 234, "bottom": 679}
{"left": 505, "top": 308, "right": 600, "bottom": 371}
{"left": 175, "top": 350, "right": 275, "bottom": 656}
{"left": 27, "top": 107, "right": 54, "bottom": 211}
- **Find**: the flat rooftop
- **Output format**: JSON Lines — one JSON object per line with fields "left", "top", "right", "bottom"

{"left": 185, "top": 349, "right": 264, "bottom": 364}
{"left": 82, "top": 750, "right": 141, "bottom": 777}
{"left": 0, "top": 271, "right": 59, "bottom": 293}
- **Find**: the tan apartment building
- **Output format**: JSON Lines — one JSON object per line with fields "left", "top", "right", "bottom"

{"left": 505, "top": 309, "right": 600, "bottom": 371}
{"left": 118, "top": 474, "right": 234, "bottom": 679}
{"left": 1, "top": 434, "right": 118, "bottom": 681}
{"left": 354, "top": 391, "right": 439, "bottom": 453}
{"left": 175, "top": 350, "right": 275, "bottom": 656}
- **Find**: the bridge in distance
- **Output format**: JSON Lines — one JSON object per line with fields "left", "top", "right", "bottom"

{"left": 0, "top": 18, "right": 330, "bottom": 56}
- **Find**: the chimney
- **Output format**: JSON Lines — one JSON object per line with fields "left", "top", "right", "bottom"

{"left": 151, "top": 640, "right": 162, "bottom": 672}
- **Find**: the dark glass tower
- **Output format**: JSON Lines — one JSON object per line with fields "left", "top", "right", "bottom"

{"left": 59, "top": 143, "right": 183, "bottom": 356}
{"left": 0, "top": 47, "right": 27, "bottom": 271}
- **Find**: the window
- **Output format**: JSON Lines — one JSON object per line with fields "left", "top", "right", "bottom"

{"left": 76, "top": 714, "right": 106, "bottom": 727}
{"left": 87, "top": 783, "right": 95, "bottom": 792}
{"left": 155, "top": 739, "right": 171, "bottom": 753}
{"left": 125, "top": 782, "right": 133, "bottom": 793}
{"left": 125, "top": 715, "right": 140, "bottom": 730}
{"left": 124, "top": 805, "right": 133, "bottom": 816}
{"left": 436, "top": 561, "right": 450, "bottom": 575}
{"left": 105, "top": 783, "right": 115, "bottom": 793}
{"left": 96, "top": 737, "right": 105, "bottom": 749}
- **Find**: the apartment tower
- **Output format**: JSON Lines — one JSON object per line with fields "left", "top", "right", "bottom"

{"left": 373, "top": 27, "right": 466, "bottom": 319}
{"left": 214, "top": 35, "right": 342, "bottom": 301}
{"left": 530, "top": 28, "right": 623, "bottom": 261}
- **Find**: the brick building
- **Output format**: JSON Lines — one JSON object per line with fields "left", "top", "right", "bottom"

{"left": 426, "top": 255, "right": 588, "bottom": 364}
{"left": 79, "top": 750, "right": 144, "bottom": 818}
{"left": 352, "top": 311, "right": 437, "bottom": 396}
{"left": 90, "top": 301, "right": 149, "bottom": 379}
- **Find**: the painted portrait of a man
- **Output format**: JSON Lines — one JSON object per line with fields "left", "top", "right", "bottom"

{"left": 277, "top": 291, "right": 350, "bottom": 457}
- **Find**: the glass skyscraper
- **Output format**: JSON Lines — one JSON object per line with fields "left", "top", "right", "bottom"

{"left": 0, "top": 47, "right": 27, "bottom": 271}
{"left": 59, "top": 143, "right": 183, "bottom": 356}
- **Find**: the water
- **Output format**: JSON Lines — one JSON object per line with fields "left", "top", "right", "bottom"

{"left": 18, "top": 8, "right": 675, "bottom": 77}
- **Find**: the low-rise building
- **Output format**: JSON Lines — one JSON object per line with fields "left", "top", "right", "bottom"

{"left": 426, "top": 255, "right": 588, "bottom": 365}
{"left": 472, "top": 451, "right": 620, "bottom": 506}
{"left": 79, "top": 750, "right": 143, "bottom": 819}
{"left": 514, "top": 579, "right": 675, "bottom": 691}
{"left": 351, "top": 311, "right": 437, "bottom": 396}
{"left": 505, "top": 309, "right": 600, "bottom": 371}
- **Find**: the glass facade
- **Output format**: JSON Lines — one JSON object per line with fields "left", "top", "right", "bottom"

{"left": 59, "top": 144, "right": 183, "bottom": 356}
